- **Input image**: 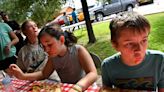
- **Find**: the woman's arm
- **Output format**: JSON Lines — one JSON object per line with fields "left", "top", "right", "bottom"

{"left": 76, "top": 45, "right": 98, "bottom": 90}
{"left": 10, "top": 58, "right": 55, "bottom": 81}
{"left": 8, "top": 31, "right": 19, "bottom": 46}
{"left": 159, "top": 88, "right": 164, "bottom": 92}
{"left": 4, "top": 31, "right": 19, "bottom": 55}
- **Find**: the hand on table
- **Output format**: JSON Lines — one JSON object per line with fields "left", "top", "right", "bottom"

{"left": 9, "top": 64, "right": 24, "bottom": 79}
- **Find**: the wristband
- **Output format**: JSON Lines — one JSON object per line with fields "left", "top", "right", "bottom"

{"left": 72, "top": 84, "right": 83, "bottom": 92}
{"left": 76, "top": 84, "right": 84, "bottom": 89}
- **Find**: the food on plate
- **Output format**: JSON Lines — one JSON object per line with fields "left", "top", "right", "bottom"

{"left": 0, "top": 82, "right": 3, "bottom": 90}
{"left": 29, "top": 82, "right": 61, "bottom": 92}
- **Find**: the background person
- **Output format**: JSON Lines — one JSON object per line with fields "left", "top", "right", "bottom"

{"left": 0, "top": 22, "right": 19, "bottom": 74}
{"left": 63, "top": 12, "right": 70, "bottom": 26}
{"left": 0, "top": 11, "right": 25, "bottom": 55}
{"left": 71, "top": 8, "right": 78, "bottom": 24}
{"left": 16, "top": 20, "right": 60, "bottom": 81}
{"left": 71, "top": 8, "right": 79, "bottom": 31}
{"left": 16, "top": 20, "right": 47, "bottom": 73}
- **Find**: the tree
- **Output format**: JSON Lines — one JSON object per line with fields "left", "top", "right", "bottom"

{"left": 29, "top": 0, "right": 62, "bottom": 26}
{"left": 81, "top": 0, "right": 96, "bottom": 43}
{"left": 0, "top": 0, "right": 64, "bottom": 26}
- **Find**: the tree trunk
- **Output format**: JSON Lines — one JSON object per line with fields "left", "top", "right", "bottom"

{"left": 81, "top": 0, "right": 96, "bottom": 43}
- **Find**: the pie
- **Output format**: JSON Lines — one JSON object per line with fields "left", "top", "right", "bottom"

{"left": 29, "top": 82, "right": 61, "bottom": 92}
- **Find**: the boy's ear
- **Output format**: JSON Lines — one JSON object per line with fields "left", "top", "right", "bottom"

{"left": 111, "top": 41, "right": 119, "bottom": 51}
{"left": 60, "top": 35, "right": 65, "bottom": 44}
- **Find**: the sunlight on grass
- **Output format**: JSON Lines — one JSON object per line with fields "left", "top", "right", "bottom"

{"left": 146, "top": 13, "right": 164, "bottom": 51}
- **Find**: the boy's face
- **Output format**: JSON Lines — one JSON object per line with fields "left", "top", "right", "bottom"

{"left": 113, "top": 28, "right": 149, "bottom": 66}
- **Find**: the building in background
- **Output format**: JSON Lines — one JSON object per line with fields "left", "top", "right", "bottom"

{"left": 63, "top": 0, "right": 97, "bottom": 9}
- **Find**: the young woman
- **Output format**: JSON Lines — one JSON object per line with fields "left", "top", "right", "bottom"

{"left": 9, "top": 24, "right": 98, "bottom": 92}
{"left": 16, "top": 20, "right": 48, "bottom": 73}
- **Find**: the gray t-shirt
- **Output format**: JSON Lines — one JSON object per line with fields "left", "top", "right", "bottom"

{"left": 17, "top": 41, "right": 48, "bottom": 73}
{"left": 101, "top": 50, "right": 164, "bottom": 91}
{"left": 52, "top": 45, "right": 85, "bottom": 84}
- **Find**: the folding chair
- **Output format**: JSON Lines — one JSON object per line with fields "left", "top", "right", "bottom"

{"left": 90, "top": 52, "right": 102, "bottom": 68}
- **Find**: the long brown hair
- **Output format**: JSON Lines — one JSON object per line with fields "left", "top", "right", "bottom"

{"left": 38, "top": 24, "right": 77, "bottom": 47}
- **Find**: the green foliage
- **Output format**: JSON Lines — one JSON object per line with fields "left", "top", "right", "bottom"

{"left": 74, "top": 13, "right": 164, "bottom": 60}
{"left": 0, "top": 0, "right": 65, "bottom": 26}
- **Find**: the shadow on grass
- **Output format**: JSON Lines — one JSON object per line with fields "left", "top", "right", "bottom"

{"left": 85, "top": 39, "right": 117, "bottom": 60}
{"left": 84, "top": 40, "right": 117, "bottom": 75}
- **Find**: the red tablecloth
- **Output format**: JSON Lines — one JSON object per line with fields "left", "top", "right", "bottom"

{"left": 6, "top": 79, "right": 100, "bottom": 92}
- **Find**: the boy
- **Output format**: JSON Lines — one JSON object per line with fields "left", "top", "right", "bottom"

{"left": 101, "top": 11, "right": 164, "bottom": 91}
{"left": 63, "top": 12, "right": 70, "bottom": 26}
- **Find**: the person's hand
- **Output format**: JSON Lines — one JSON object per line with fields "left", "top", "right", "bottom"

{"left": 9, "top": 64, "right": 24, "bottom": 79}
{"left": 5, "top": 68, "right": 14, "bottom": 77}
{"left": 4, "top": 44, "right": 11, "bottom": 55}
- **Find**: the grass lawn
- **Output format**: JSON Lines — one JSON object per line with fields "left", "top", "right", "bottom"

{"left": 74, "top": 12, "right": 164, "bottom": 61}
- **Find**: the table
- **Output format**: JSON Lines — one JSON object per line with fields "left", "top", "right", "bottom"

{"left": 61, "top": 21, "right": 86, "bottom": 32}
{"left": 61, "top": 21, "right": 87, "bottom": 35}
{"left": 1, "top": 78, "right": 100, "bottom": 92}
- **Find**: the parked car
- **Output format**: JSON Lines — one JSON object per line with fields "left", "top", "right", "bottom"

{"left": 137, "top": 0, "right": 153, "bottom": 5}
{"left": 93, "top": 0, "right": 138, "bottom": 21}
{"left": 56, "top": 15, "right": 65, "bottom": 25}
{"left": 46, "top": 14, "right": 67, "bottom": 26}
{"left": 77, "top": 11, "right": 95, "bottom": 22}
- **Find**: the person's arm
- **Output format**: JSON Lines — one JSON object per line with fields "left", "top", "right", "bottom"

{"left": 8, "top": 31, "right": 19, "bottom": 47}
{"left": 9, "top": 57, "right": 55, "bottom": 81}
{"left": 159, "top": 88, "right": 164, "bottom": 92}
{"left": 74, "top": 45, "right": 98, "bottom": 91}
{"left": 4, "top": 30, "right": 19, "bottom": 55}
